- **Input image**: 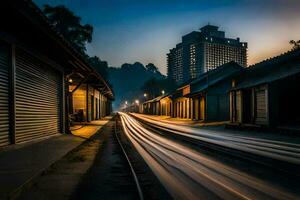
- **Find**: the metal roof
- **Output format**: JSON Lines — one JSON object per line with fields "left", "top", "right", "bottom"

{"left": 188, "top": 62, "right": 243, "bottom": 95}
{"left": 232, "top": 48, "right": 300, "bottom": 90}
{"left": 143, "top": 94, "right": 171, "bottom": 104}
{"left": 172, "top": 61, "right": 243, "bottom": 98}
{"left": 7, "top": 0, "right": 114, "bottom": 99}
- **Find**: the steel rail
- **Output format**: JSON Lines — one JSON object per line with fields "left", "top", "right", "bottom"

{"left": 114, "top": 117, "right": 144, "bottom": 200}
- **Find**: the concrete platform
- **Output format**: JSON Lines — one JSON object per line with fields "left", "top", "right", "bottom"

{"left": 0, "top": 117, "right": 111, "bottom": 199}
{"left": 18, "top": 118, "right": 115, "bottom": 200}
{"left": 71, "top": 117, "right": 112, "bottom": 139}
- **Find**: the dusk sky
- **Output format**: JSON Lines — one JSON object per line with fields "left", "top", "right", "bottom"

{"left": 34, "top": 0, "right": 300, "bottom": 74}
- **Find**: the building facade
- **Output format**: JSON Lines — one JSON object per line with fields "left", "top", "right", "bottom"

{"left": 172, "top": 62, "right": 244, "bottom": 121}
{"left": 143, "top": 95, "right": 172, "bottom": 116}
{"left": 167, "top": 44, "right": 183, "bottom": 84}
{"left": 229, "top": 49, "right": 300, "bottom": 129}
{"left": 143, "top": 62, "right": 244, "bottom": 122}
{"left": 167, "top": 25, "right": 247, "bottom": 85}
{"left": 0, "top": 0, "right": 113, "bottom": 147}
{"left": 70, "top": 83, "right": 112, "bottom": 122}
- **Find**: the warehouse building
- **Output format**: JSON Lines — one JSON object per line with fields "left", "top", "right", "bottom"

{"left": 172, "top": 87, "right": 191, "bottom": 119}
{"left": 123, "top": 103, "right": 142, "bottom": 113}
{"left": 0, "top": 1, "right": 113, "bottom": 147}
{"left": 143, "top": 62, "right": 243, "bottom": 122}
{"left": 143, "top": 96, "right": 162, "bottom": 115}
{"left": 160, "top": 95, "right": 173, "bottom": 116}
{"left": 173, "top": 61, "right": 243, "bottom": 121}
{"left": 68, "top": 75, "right": 113, "bottom": 122}
{"left": 143, "top": 95, "right": 172, "bottom": 116}
{"left": 229, "top": 49, "right": 300, "bottom": 129}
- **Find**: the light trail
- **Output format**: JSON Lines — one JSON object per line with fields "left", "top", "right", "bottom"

{"left": 119, "top": 112, "right": 299, "bottom": 200}
{"left": 131, "top": 113, "right": 300, "bottom": 165}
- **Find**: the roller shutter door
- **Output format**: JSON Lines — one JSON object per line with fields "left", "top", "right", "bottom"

{"left": 236, "top": 91, "right": 242, "bottom": 123}
{"left": 15, "top": 48, "right": 63, "bottom": 143}
{"left": 255, "top": 88, "right": 267, "bottom": 125}
{"left": 200, "top": 96, "right": 205, "bottom": 120}
{"left": 0, "top": 42, "right": 10, "bottom": 147}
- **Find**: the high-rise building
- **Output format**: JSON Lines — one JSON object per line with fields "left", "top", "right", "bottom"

{"left": 167, "top": 24, "right": 247, "bottom": 85}
{"left": 167, "top": 43, "right": 183, "bottom": 84}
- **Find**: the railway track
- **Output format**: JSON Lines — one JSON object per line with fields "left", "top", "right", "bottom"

{"left": 120, "top": 112, "right": 300, "bottom": 200}
{"left": 130, "top": 113, "right": 300, "bottom": 174}
{"left": 70, "top": 118, "right": 143, "bottom": 200}
{"left": 114, "top": 118, "right": 144, "bottom": 200}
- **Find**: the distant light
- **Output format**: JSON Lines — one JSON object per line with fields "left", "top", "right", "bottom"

{"left": 162, "top": 90, "right": 165, "bottom": 95}
{"left": 135, "top": 100, "right": 139, "bottom": 104}
{"left": 205, "top": 37, "right": 208, "bottom": 40}
{"left": 125, "top": 101, "right": 128, "bottom": 105}
{"left": 144, "top": 93, "right": 147, "bottom": 97}
{"left": 68, "top": 78, "right": 73, "bottom": 83}
{"left": 228, "top": 40, "right": 230, "bottom": 43}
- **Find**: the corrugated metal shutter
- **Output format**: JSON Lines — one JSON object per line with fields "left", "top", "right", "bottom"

{"left": 15, "top": 48, "right": 63, "bottom": 143}
{"left": 236, "top": 91, "right": 242, "bottom": 123}
{"left": 200, "top": 96, "right": 205, "bottom": 120}
{"left": 0, "top": 42, "right": 10, "bottom": 147}
{"left": 87, "top": 85, "right": 92, "bottom": 121}
{"left": 255, "top": 88, "right": 267, "bottom": 124}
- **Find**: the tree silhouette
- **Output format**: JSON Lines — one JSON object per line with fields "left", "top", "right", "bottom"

{"left": 141, "top": 78, "right": 160, "bottom": 99}
{"left": 43, "top": 4, "right": 93, "bottom": 54}
{"left": 289, "top": 40, "right": 300, "bottom": 50}
{"left": 141, "top": 78, "right": 176, "bottom": 99}
{"left": 146, "top": 63, "right": 159, "bottom": 74}
{"left": 107, "top": 62, "right": 166, "bottom": 109}
{"left": 88, "top": 56, "right": 109, "bottom": 80}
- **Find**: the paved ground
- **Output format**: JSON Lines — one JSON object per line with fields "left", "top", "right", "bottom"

{"left": 17, "top": 115, "right": 171, "bottom": 200}
{"left": 71, "top": 119, "right": 139, "bottom": 200}
{"left": 71, "top": 117, "right": 112, "bottom": 139}
{"left": 0, "top": 117, "right": 110, "bottom": 199}
{"left": 18, "top": 118, "right": 113, "bottom": 200}
{"left": 0, "top": 135, "right": 84, "bottom": 199}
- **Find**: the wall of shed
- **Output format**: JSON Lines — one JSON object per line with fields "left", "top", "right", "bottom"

{"left": 160, "top": 97, "right": 172, "bottom": 116}
{"left": 268, "top": 82, "right": 279, "bottom": 127}
{"left": 72, "top": 84, "right": 110, "bottom": 121}
{"left": 205, "top": 80, "right": 232, "bottom": 121}
{"left": 173, "top": 97, "right": 190, "bottom": 119}
{"left": 269, "top": 74, "right": 300, "bottom": 127}
{"left": 190, "top": 96, "right": 205, "bottom": 120}
{"left": 230, "top": 90, "right": 242, "bottom": 123}
{"left": 0, "top": 39, "right": 65, "bottom": 147}
{"left": 206, "top": 93, "right": 229, "bottom": 121}
{"left": 72, "top": 84, "right": 87, "bottom": 121}
{"left": 230, "top": 84, "right": 269, "bottom": 126}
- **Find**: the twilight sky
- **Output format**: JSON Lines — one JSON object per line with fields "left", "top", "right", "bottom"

{"left": 34, "top": 0, "right": 300, "bottom": 74}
